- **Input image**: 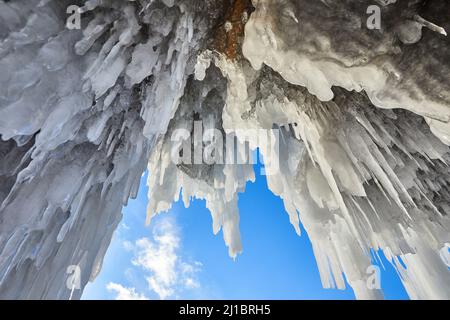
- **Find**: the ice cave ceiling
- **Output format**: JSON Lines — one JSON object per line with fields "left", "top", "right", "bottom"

{"left": 0, "top": 0, "right": 450, "bottom": 299}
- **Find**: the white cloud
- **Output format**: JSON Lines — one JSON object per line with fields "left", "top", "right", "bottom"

{"left": 110, "top": 216, "right": 202, "bottom": 300}
{"left": 184, "top": 277, "right": 200, "bottom": 289}
{"left": 106, "top": 282, "right": 149, "bottom": 300}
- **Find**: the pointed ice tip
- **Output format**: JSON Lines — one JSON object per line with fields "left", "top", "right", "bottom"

{"left": 145, "top": 212, "right": 153, "bottom": 226}
{"left": 413, "top": 15, "right": 447, "bottom": 37}
{"left": 436, "top": 26, "right": 447, "bottom": 36}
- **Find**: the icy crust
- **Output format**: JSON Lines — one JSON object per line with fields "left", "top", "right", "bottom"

{"left": 0, "top": 0, "right": 221, "bottom": 299}
{"left": 150, "top": 58, "right": 450, "bottom": 299}
{"left": 0, "top": 0, "right": 449, "bottom": 300}
{"left": 242, "top": 0, "right": 450, "bottom": 145}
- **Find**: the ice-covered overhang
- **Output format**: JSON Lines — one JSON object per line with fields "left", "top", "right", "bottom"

{"left": 0, "top": 0, "right": 449, "bottom": 299}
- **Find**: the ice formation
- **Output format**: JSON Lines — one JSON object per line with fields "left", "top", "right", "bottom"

{"left": 0, "top": 0, "right": 449, "bottom": 299}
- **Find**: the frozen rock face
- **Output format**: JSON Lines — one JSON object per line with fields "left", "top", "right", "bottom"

{"left": 0, "top": 0, "right": 449, "bottom": 299}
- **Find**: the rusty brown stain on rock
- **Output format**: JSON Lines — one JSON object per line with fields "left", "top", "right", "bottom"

{"left": 213, "top": 0, "right": 254, "bottom": 60}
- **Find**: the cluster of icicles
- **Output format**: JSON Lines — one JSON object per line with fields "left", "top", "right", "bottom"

{"left": 0, "top": 0, "right": 449, "bottom": 299}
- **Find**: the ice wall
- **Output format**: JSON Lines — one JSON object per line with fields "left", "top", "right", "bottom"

{"left": 0, "top": 0, "right": 449, "bottom": 299}
{"left": 0, "top": 0, "right": 224, "bottom": 299}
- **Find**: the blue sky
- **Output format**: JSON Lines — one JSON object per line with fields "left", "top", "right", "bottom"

{"left": 83, "top": 166, "right": 409, "bottom": 300}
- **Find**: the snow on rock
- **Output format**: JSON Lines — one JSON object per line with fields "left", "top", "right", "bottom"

{"left": 0, "top": 0, "right": 449, "bottom": 300}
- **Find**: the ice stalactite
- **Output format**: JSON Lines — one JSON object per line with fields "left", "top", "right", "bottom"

{"left": 0, "top": 0, "right": 449, "bottom": 299}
